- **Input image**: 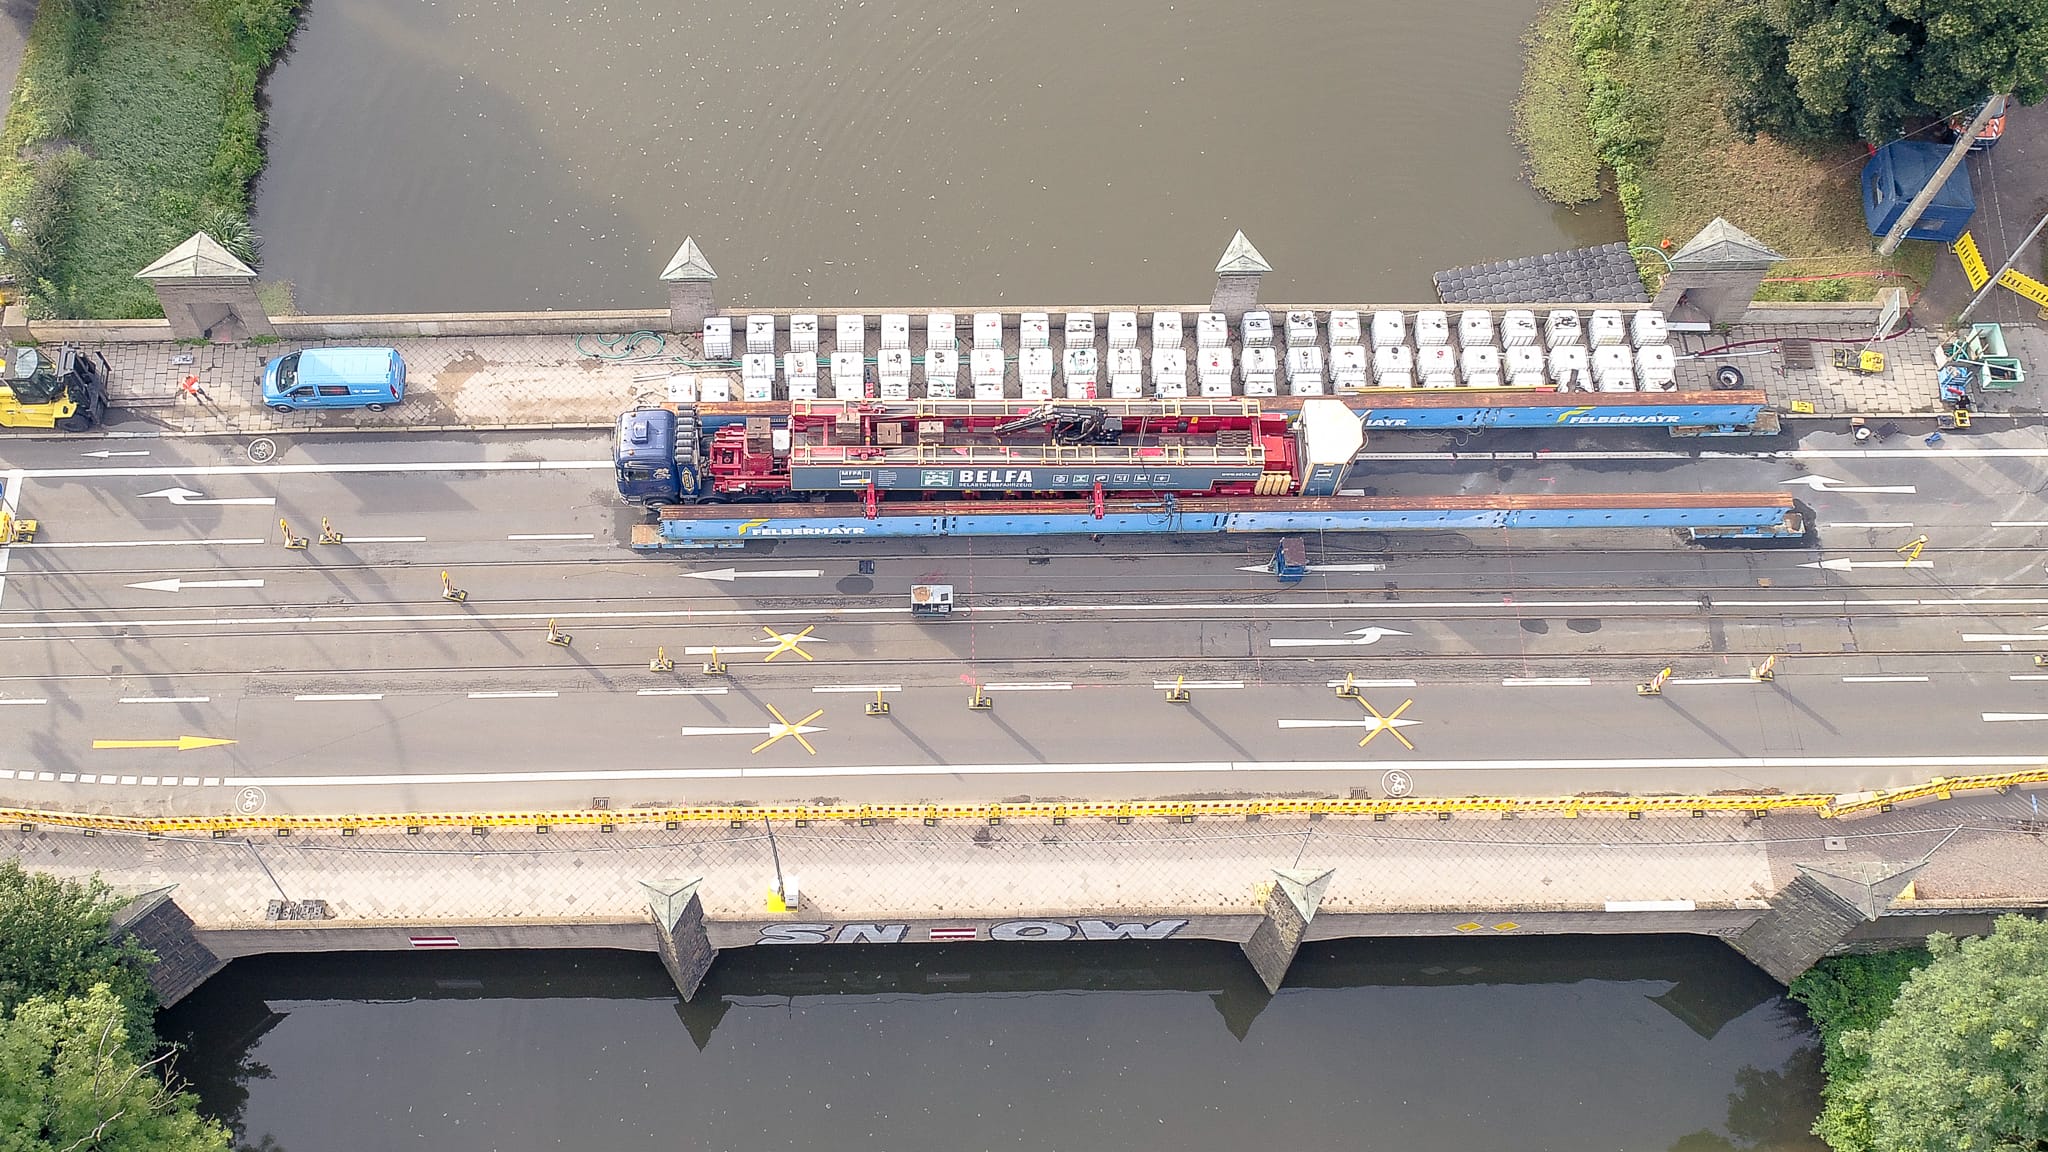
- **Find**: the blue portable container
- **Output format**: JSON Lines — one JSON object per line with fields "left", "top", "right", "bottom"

{"left": 1861, "top": 142, "right": 1975, "bottom": 243}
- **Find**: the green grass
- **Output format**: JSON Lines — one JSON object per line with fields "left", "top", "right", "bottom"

{"left": 1522, "top": 0, "right": 1937, "bottom": 301}
{"left": 1513, "top": 1, "right": 1603, "bottom": 204}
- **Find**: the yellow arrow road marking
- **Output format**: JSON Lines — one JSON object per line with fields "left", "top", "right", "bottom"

{"left": 92, "top": 736, "right": 237, "bottom": 751}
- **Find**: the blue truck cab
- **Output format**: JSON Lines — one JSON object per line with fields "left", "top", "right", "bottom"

{"left": 616, "top": 407, "right": 698, "bottom": 505}
{"left": 261, "top": 347, "right": 407, "bottom": 412}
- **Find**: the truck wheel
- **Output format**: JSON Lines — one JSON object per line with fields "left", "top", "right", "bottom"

{"left": 1715, "top": 365, "right": 1745, "bottom": 389}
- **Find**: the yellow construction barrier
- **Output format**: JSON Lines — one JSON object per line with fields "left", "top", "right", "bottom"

{"left": 1954, "top": 233, "right": 1991, "bottom": 291}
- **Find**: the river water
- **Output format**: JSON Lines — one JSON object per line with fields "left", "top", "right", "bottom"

{"left": 161, "top": 937, "right": 1824, "bottom": 1152}
{"left": 252, "top": 0, "right": 1621, "bottom": 314}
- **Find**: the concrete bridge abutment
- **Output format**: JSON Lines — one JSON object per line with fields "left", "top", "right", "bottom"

{"left": 1240, "top": 867, "right": 1334, "bottom": 993}
{"left": 643, "top": 878, "right": 718, "bottom": 1001}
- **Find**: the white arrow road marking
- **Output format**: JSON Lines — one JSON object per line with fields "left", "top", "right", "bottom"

{"left": 82, "top": 450, "right": 150, "bottom": 458}
{"left": 679, "top": 722, "right": 829, "bottom": 738}
{"left": 1801, "top": 558, "right": 1933, "bottom": 572}
{"left": 680, "top": 639, "right": 831, "bottom": 656}
{"left": 138, "top": 486, "right": 275, "bottom": 507}
{"left": 126, "top": 578, "right": 265, "bottom": 593}
{"left": 1278, "top": 717, "right": 1424, "bottom": 731}
{"left": 683, "top": 568, "right": 825, "bottom": 582}
{"left": 1235, "top": 562, "right": 1388, "bottom": 573}
{"left": 1270, "top": 626, "right": 1410, "bottom": 648}
{"left": 1983, "top": 713, "right": 2048, "bottom": 723}
{"left": 1781, "top": 476, "right": 1918, "bottom": 494}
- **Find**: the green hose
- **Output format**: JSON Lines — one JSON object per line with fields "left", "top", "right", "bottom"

{"left": 575, "top": 331, "right": 666, "bottom": 360}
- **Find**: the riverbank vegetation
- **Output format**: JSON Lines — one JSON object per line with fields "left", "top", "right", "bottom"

{"left": 1791, "top": 917, "right": 2048, "bottom": 1152}
{"left": 0, "top": 861, "right": 229, "bottom": 1152}
{"left": 0, "top": 0, "right": 299, "bottom": 318}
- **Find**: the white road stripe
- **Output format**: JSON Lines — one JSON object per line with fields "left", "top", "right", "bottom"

{"left": 1150, "top": 680, "right": 1244, "bottom": 690}
{"left": 812, "top": 684, "right": 904, "bottom": 693}
{"left": 294, "top": 693, "right": 385, "bottom": 702}
{"left": 1324, "top": 678, "right": 1418, "bottom": 688}
{"left": 0, "top": 467, "right": 22, "bottom": 612}
{"left": 219, "top": 752, "right": 2048, "bottom": 789}
{"left": 1501, "top": 677, "right": 1592, "bottom": 687}
{"left": 507, "top": 533, "right": 595, "bottom": 541}
{"left": 340, "top": 536, "right": 427, "bottom": 543}
{"left": 1983, "top": 713, "right": 2048, "bottom": 723}
{"left": 468, "top": 691, "right": 558, "bottom": 699}
{"left": 1842, "top": 676, "right": 1929, "bottom": 683}
{"left": 119, "top": 696, "right": 209, "bottom": 704}
{"left": 1823, "top": 522, "right": 1913, "bottom": 529}
{"left": 0, "top": 698, "right": 47, "bottom": 706}
{"left": 1668, "top": 677, "right": 1756, "bottom": 685}
{"left": 982, "top": 682, "right": 1073, "bottom": 691}
{"left": 636, "top": 687, "right": 730, "bottom": 696}
{"left": 2009, "top": 675, "right": 2048, "bottom": 682}
{"left": 24, "top": 459, "right": 616, "bottom": 480}
{"left": 1964, "top": 635, "right": 2046, "bottom": 642}
{"left": 1993, "top": 522, "right": 2048, "bottom": 528}
{"left": 13, "top": 538, "right": 266, "bottom": 549}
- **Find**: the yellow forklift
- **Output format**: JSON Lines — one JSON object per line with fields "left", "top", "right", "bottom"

{"left": 0, "top": 344, "right": 109, "bottom": 431}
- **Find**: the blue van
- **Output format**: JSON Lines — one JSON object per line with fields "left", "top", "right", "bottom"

{"left": 260, "top": 347, "right": 407, "bottom": 412}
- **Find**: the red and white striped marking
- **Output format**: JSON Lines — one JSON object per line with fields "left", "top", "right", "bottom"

{"left": 928, "top": 927, "right": 977, "bottom": 941}
{"left": 409, "top": 935, "right": 460, "bottom": 949}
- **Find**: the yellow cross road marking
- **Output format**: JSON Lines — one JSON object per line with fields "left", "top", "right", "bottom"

{"left": 762, "top": 624, "right": 818, "bottom": 662}
{"left": 1357, "top": 696, "right": 1417, "bottom": 750}
{"left": 752, "top": 704, "right": 825, "bottom": 755}
{"left": 92, "top": 736, "right": 237, "bottom": 751}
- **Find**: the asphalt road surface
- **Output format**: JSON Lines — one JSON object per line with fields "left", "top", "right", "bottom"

{"left": 1, "top": 424, "right": 2045, "bottom": 817}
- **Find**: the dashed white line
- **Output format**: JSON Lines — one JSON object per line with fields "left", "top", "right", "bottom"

{"left": 1323, "top": 678, "right": 1418, "bottom": 688}
{"left": 1149, "top": 680, "right": 1244, "bottom": 690}
{"left": 468, "top": 691, "right": 558, "bottom": 699}
{"left": 1983, "top": 713, "right": 2048, "bottom": 723}
{"left": 1842, "top": 676, "right": 1929, "bottom": 683}
{"left": 0, "top": 467, "right": 21, "bottom": 611}
{"left": 2009, "top": 675, "right": 2048, "bottom": 682}
{"left": 982, "top": 682, "right": 1073, "bottom": 691}
{"left": 637, "top": 687, "right": 731, "bottom": 696}
{"left": 119, "top": 696, "right": 209, "bottom": 704}
{"left": 1993, "top": 522, "right": 2048, "bottom": 528}
{"left": 14, "top": 538, "right": 266, "bottom": 549}
{"left": 1501, "top": 677, "right": 1592, "bottom": 687}
{"left": 813, "top": 684, "right": 904, "bottom": 693}
{"left": 294, "top": 693, "right": 385, "bottom": 702}
{"left": 507, "top": 533, "right": 595, "bottom": 541}
{"left": 1667, "top": 677, "right": 1757, "bottom": 685}
{"left": 58, "top": 773, "right": 75, "bottom": 783}
{"left": 341, "top": 536, "right": 428, "bottom": 543}
{"left": 1823, "top": 522, "right": 1913, "bottom": 529}
{"left": 0, "top": 698, "right": 47, "bottom": 706}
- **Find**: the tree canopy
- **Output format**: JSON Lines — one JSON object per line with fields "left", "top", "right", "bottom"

{"left": 1718, "top": 0, "right": 2048, "bottom": 144}
{"left": 1816, "top": 915, "right": 2048, "bottom": 1152}
{"left": 0, "top": 860, "right": 154, "bottom": 1025}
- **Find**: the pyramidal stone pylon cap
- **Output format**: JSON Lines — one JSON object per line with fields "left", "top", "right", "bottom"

{"left": 661, "top": 238, "right": 718, "bottom": 281}
{"left": 1270, "top": 866, "right": 1335, "bottom": 922}
{"left": 1215, "top": 230, "right": 1272, "bottom": 275}
{"left": 1667, "top": 217, "right": 1784, "bottom": 268}
{"left": 640, "top": 878, "right": 704, "bottom": 932}
{"left": 136, "top": 232, "right": 256, "bottom": 280}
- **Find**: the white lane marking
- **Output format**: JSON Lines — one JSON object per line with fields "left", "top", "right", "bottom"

{"left": 25, "top": 459, "right": 616, "bottom": 480}
{"left": 1502, "top": 677, "right": 1592, "bottom": 687}
{"left": 119, "top": 776, "right": 135, "bottom": 784}
{"left": 982, "top": 682, "right": 1073, "bottom": 691}
{"left": 1361, "top": 448, "right": 2048, "bottom": 462}
{"left": 1802, "top": 558, "right": 1933, "bottom": 571}
{"left": 1277, "top": 717, "right": 1423, "bottom": 731}
{"left": 0, "top": 698, "right": 47, "bottom": 706}
{"left": 119, "top": 696, "right": 210, "bottom": 704}
{"left": 812, "top": 684, "right": 903, "bottom": 693}
{"left": 1606, "top": 900, "right": 1697, "bottom": 913}
{"left": 343, "top": 536, "right": 428, "bottom": 543}
{"left": 14, "top": 538, "right": 266, "bottom": 550}
{"left": 1719, "top": 597, "right": 2048, "bottom": 607}
{"left": 2010, "top": 675, "right": 2048, "bottom": 682}
{"left": 468, "top": 691, "right": 558, "bottom": 699}
{"left": 1668, "top": 677, "right": 1756, "bottom": 685}
{"left": 1993, "top": 522, "right": 2048, "bottom": 528}
{"left": 1151, "top": 680, "right": 1244, "bottom": 689}
{"left": 1324, "top": 678, "right": 1418, "bottom": 688}
{"left": 1842, "top": 676, "right": 1929, "bottom": 683}
{"left": 220, "top": 753, "right": 2048, "bottom": 789}
{"left": 1823, "top": 522, "right": 1913, "bottom": 529}
{"left": 1964, "top": 635, "right": 2047, "bottom": 642}
{"left": 294, "top": 693, "right": 385, "bottom": 702}
{"left": 0, "top": 468, "right": 21, "bottom": 611}
{"left": 126, "top": 578, "right": 265, "bottom": 593}
{"left": 507, "top": 533, "right": 595, "bottom": 541}
{"left": 58, "top": 773, "right": 74, "bottom": 782}
{"left": 1235, "top": 562, "right": 1387, "bottom": 573}
{"left": 138, "top": 486, "right": 274, "bottom": 507}
{"left": 81, "top": 450, "right": 150, "bottom": 458}
{"left": 1983, "top": 713, "right": 2048, "bottom": 723}
{"left": 679, "top": 722, "right": 827, "bottom": 739}
{"left": 1270, "top": 627, "right": 1410, "bottom": 648}
{"left": 680, "top": 640, "right": 830, "bottom": 655}
{"left": 1780, "top": 476, "right": 1917, "bottom": 494}
{"left": 637, "top": 687, "right": 730, "bottom": 696}
{"left": 683, "top": 568, "right": 824, "bottom": 582}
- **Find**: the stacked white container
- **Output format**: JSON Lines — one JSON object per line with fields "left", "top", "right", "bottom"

{"left": 1415, "top": 310, "right": 1451, "bottom": 348}
{"left": 830, "top": 350, "right": 864, "bottom": 399}
{"left": 1109, "top": 346, "right": 1144, "bottom": 399}
{"left": 1460, "top": 346, "right": 1502, "bottom": 388}
{"left": 1635, "top": 345, "right": 1677, "bottom": 390}
{"left": 1020, "top": 313, "right": 1051, "bottom": 350}
{"left": 1242, "top": 346, "right": 1278, "bottom": 396}
{"left": 836, "top": 314, "right": 866, "bottom": 358}
{"left": 1418, "top": 344, "right": 1458, "bottom": 388}
{"left": 1594, "top": 345, "right": 1636, "bottom": 391}
{"left": 1373, "top": 345, "right": 1414, "bottom": 389}
{"left": 1153, "top": 311, "right": 1183, "bottom": 353}
{"left": 880, "top": 313, "right": 909, "bottom": 350}
{"left": 746, "top": 315, "right": 776, "bottom": 355}
{"left": 1458, "top": 310, "right": 1494, "bottom": 349}
{"left": 697, "top": 375, "right": 732, "bottom": 403}
{"left": 666, "top": 374, "right": 698, "bottom": 404}
{"left": 1371, "top": 310, "right": 1406, "bottom": 349}
{"left": 971, "top": 347, "right": 1006, "bottom": 400}
{"left": 974, "top": 312, "right": 1003, "bottom": 350}
{"left": 1505, "top": 345, "right": 1547, "bottom": 388}
{"left": 701, "top": 317, "right": 733, "bottom": 360}
{"left": 1329, "top": 310, "right": 1363, "bottom": 347}
{"left": 1241, "top": 311, "right": 1274, "bottom": 348}
{"left": 784, "top": 351, "right": 817, "bottom": 400}
{"left": 1153, "top": 348, "right": 1188, "bottom": 398}
{"left": 743, "top": 352, "right": 776, "bottom": 401}
{"left": 1548, "top": 345, "right": 1591, "bottom": 391}
{"left": 1589, "top": 310, "right": 1626, "bottom": 348}
{"left": 1501, "top": 310, "right": 1538, "bottom": 348}
{"left": 1197, "top": 312, "right": 1229, "bottom": 349}
{"left": 1630, "top": 309, "right": 1668, "bottom": 348}
{"left": 923, "top": 348, "right": 958, "bottom": 399}
{"left": 1286, "top": 347, "right": 1326, "bottom": 395}
{"left": 1286, "top": 310, "right": 1318, "bottom": 350}
{"left": 1330, "top": 345, "right": 1369, "bottom": 392}
{"left": 1020, "top": 346, "right": 1056, "bottom": 401}
{"left": 927, "top": 313, "right": 956, "bottom": 355}
{"left": 791, "top": 315, "right": 820, "bottom": 354}
{"left": 1198, "top": 348, "right": 1234, "bottom": 397}
{"left": 1063, "top": 348, "right": 1099, "bottom": 399}
{"left": 1544, "top": 310, "right": 1582, "bottom": 349}
{"left": 878, "top": 348, "right": 912, "bottom": 401}
{"left": 1109, "top": 311, "right": 1140, "bottom": 349}
{"left": 1064, "top": 313, "right": 1095, "bottom": 351}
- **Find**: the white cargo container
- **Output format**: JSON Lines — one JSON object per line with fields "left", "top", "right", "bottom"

{"left": 697, "top": 376, "right": 731, "bottom": 403}
{"left": 1504, "top": 345, "right": 1548, "bottom": 387}
{"left": 927, "top": 313, "right": 956, "bottom": 353}
{"left": 1329, "top": 344, "right": 1368, "bottom": 391}
{"left": 1373, "top": 344, "right": 1414, "bottom": 385}
{"left": 1020, "top": 312, "right": 1050, "bottom": 349}
{"left": 1545, "top": 310, "right": 1582, "bottom": 349}
{"left": 974, "top": 312, "right": 1003, "bottom": 350}
{"left": 1064, "top": 313, "right": 1095, "bottom": 351}
{"left": 1020, "top": 346, "right": 1055, "bottom": 401}
{"left": 1152, "top": 311, "right": 1182, "bottom": 352}
{"left": 701, "top": 317, "right": 733, "bottom": 359}
{"left": 1109, "top": 311, "right": 1140, "bottom": 349}
{"left": 1241, "top": 346, "right": 1278, "bottom": 395}
{"left": 1460, "top": 346, "right": 1501, "bottom": 385}
{"left": 1197, "top": 312, "right": 1229, "bottom": 348}
{"left": 1417, "top": 344, "right": 1457, "bottom": 387}
{"left": 1635, "top": 344, "right": 1677, "bottom": 390}
{"left": 1198, "top": 348, "right": 1234, "bottom": 396}
{"left": 1370, "top": 310, "right": 1406, "bottom": 349}
{"left": 1596, "top": 343, "right": 1637, "bottom": 391}
{"left": 923, "top": 347, "right": 958, "bottom": 399}
{"left": 1062, "top": 347, "right": 1098, "bottom": 399}
{"left": 880, "top": 313, "right": 910, "bottom": 350}
{"left": 877, "top": 347, "right": 912, "bottom": 398}
{"left": 746, "top": 315, "right": 776, "bottom": 355}
{"left": 1286, "top": 310, "right": 1318, "bottom": 349}
{"left": 1501, "top": 310, "right": 1538, "bottom": 348}
{"left": 971, "top": 347, "right": 1006, "bottom": 399}
{"left": 1286, "top": 346, "right": 1325, "bottom": 395}
{"left": 742, "top": 352, "right": 775, "bottom": 401}
{"left": 1109, "top": 346, "right": 1144, "bottom": 398}
{"left": 1152, "top": 348, "right": 1188, "bottom": 398}
{"left": 1548, "top": 345, "right": 1591, "bottom": 390}
{"left": 1631, "top": 309, "right": 1669, "bottom": 348}
{"left": 1414, "top": 310, "right": 1450, "bottom": 347}
{"left": 836, "top": 314, "right": 865, "bottom": 357}
{"left": 783, "top": 351, "right": 816, "bottom": 384}
{"left": 1589, "top": 309, "right": 1626, "bottom": 348}
{"left": 1241, "top": 311, "right": 1274, "bottom": 348}
{"left": 790, "top": 314, "right": 820, "bottom": 354}
{"left": 1328, "top": 310, "right": 1362, "bottom": 346}
{"left": 830, "top": 350, "right": 864, "bottom": 398}
{"left": 1458, "top": 310, "right": 1494, "bottom": 349}
{"left": 666, "top": 374, "right": 698, "bottom": 403}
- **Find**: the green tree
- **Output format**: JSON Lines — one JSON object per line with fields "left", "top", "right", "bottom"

{"left": 1815, "top": 916, "right": 2048, "bottom": 1152}
{"left": 1716, "top": 0, "right": 2048, "bottom": 144}
{"left": 0, "top": 861, "right": 154, "bottom": 1025}
{"left": 0, "top": 983, "right": 229, "bottom": 1152}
